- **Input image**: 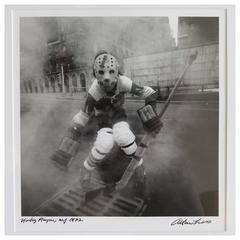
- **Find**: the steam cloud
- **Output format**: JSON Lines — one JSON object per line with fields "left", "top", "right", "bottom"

{"left": 20, "top": 17, "right": 175, "bottom": 82}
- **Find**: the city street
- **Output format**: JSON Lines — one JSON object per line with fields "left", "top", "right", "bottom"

{"left": 21, "top": 94, "right": 219, "bottom": 216}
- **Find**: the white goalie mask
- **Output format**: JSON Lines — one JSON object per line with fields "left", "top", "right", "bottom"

{"left": 93, "top": 53, "right": 119, "bottom": 92}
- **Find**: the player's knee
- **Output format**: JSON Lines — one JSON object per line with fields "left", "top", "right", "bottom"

{"left": 92, "top": 128, "right": 114, "bottom": 159}
{"left": 95, "top": 128, "right": 114, "bottom": 153}
{"left": 84, "top": 128, "right": 114, "bottom": 170}
{"left": 113, "top": 121, "right": 137, "bottom": 155}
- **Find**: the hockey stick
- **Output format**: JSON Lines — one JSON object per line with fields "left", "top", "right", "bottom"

{"left": 115, "top": 50, "right": 198, "bottom": 191}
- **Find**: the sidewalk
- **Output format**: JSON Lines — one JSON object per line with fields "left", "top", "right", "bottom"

{"left": 21, "top": 91, "right": 219, "bottom": 105}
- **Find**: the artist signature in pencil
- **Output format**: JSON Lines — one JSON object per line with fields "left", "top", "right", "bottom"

{"left": 170, "top": 218, "right": 212, "bottom": 226}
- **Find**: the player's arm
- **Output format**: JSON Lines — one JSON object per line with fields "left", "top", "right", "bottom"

{"left": 70, "top": 94, "right": 96, "bottom": 141}
{"left": 51, "top": 94, "right": 96, "bottom": 168}
{"left": 130, "top": 83, "right": 158, "bottom": 109}
{"left": 130, "top": 83, "right": 162, "bottom": 134}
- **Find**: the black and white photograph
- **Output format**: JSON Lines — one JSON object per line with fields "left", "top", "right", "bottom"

{"left": 20, "top": 15, "right": 219, "bottom": 217}
{"left": 5, "top": 5, "right": 235, "bottom": 235}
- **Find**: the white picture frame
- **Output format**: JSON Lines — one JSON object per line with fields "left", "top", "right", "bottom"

{"left": 5, "top": 5, "right": 235, "bottom": 235}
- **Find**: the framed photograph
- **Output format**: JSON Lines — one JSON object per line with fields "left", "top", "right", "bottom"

{"left": 5, "top": 5, "right": 235, "bottom": 235}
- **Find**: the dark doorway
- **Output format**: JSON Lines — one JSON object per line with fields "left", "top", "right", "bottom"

{"left": 80, "top": 73, "right": 86, "bottom": 91}
{"left": 64, "top": 74, "right": 69, "bottom": 92}
{"left": 45, "top": 77, "right": 49, "bottom": 92}
{"left": 50, "top": 76, "right": 56, "bottom": 92}
{"left": 72, "top": 73, "right": 78, "bottom": 88}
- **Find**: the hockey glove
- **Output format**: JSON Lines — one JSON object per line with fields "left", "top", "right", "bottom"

{"left": 137, "top": 105, "right": 163, "bottom": 134}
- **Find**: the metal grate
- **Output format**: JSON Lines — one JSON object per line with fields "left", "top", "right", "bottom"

{"left": 33, "top": 179, "right": 103, "bottom": 216}
{"left": 78, "top": 193, "right": 146, "bottom": 216}
{"left": 33, "top": 179, "right": 146, "bottom": 216}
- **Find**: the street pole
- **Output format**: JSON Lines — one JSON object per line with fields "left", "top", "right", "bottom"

{"left": 61, "top": 64, "right": 65, "bottom": 94}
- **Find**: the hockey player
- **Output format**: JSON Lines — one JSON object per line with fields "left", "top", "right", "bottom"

{"left": 62, "top": 52, "right": 162, "bottom": 185}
